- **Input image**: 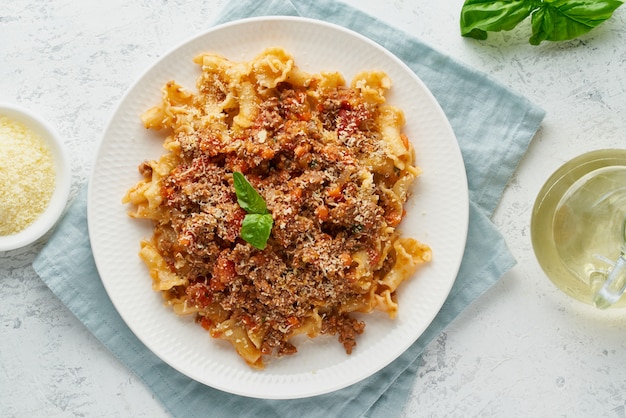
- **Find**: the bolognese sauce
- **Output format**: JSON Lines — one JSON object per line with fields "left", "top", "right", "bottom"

{"left": 124, "top": 48, "right": 431, "bottom": 368}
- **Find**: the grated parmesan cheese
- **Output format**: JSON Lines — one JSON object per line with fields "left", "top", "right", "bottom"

{"left": 0, "top": 116, "right": 56, "bottom": 236}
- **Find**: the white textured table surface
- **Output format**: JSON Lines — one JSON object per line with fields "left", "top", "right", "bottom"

{"left": 2, "top": 1, "right": 626, "bottom": 417}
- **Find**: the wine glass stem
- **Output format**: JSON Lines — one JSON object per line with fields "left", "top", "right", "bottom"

{"left": 593, "top": 254, "right": 626, "bottom": 309}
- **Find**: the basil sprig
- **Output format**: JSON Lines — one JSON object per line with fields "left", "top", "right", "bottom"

{"left": 460, "top": 0, "right": 624, "bottom": 45}
{"left": 233, "top": 172, "right": 273, "bottom": 250}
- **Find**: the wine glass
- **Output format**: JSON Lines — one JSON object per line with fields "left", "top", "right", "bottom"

{"left": 531, "top": 149, "right": 626, "bottom": 309}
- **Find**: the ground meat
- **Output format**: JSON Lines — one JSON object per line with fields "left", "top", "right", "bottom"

{"left": 149, "top": 76, "right": 410, "bottom": 363}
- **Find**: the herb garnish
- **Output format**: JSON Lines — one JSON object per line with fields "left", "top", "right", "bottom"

{"left": 460, "top": 0, "right": 624, "bottom": 45}
{"left": 233, "top": 172, "right": 273, "bottom": 250}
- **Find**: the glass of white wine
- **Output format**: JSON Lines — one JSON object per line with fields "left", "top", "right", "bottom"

{"left": 531, "top": 149, "right": 626, "bottom": 309}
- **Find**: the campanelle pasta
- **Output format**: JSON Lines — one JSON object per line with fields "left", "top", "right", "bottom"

{"left": 123, "top": 47, "right": 431, "bottom": 368}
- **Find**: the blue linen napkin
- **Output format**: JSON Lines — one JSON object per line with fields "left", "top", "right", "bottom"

{"left": 32, "top": 0, "right": 545, "bottom": 417}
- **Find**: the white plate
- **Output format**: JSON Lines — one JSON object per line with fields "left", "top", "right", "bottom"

{"left": 88, "top": 16, "right": 468, "bottom": 399}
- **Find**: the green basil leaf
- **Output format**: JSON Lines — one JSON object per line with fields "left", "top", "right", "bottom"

{"left": 232, "top": 172, "right": 274, "bottom": 249}
{"left": 460, "top": 0, "right": 537, "bottom": 39}
{"left": 241, "top": 213, "right": 273, "bottom": 250}
{"left": 530, "top": 0, "right": 623, "bottom": 45}
{"left": 233, "top": 172, "right": 268, "bottom": 214}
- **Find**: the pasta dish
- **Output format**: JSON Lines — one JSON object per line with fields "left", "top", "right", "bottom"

{"left": 122, "top": 47, "right": 431, "bottom": 368}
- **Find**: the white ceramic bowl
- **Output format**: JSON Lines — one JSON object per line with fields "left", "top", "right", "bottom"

{"left": 0, "top": 103, "right": 71, "bottom": 251}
